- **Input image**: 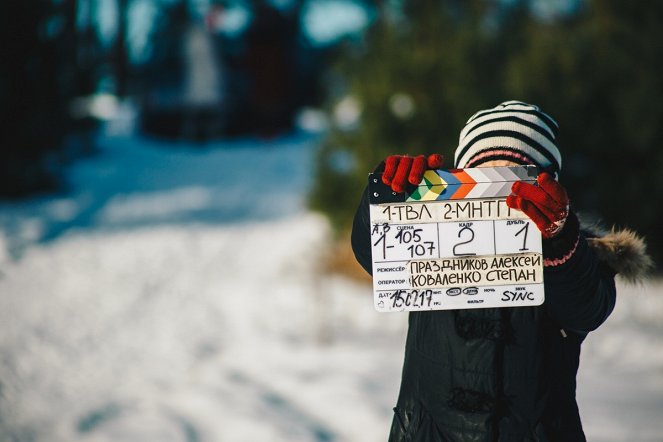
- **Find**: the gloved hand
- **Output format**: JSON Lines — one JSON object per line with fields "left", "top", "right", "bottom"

{"left": 382, "top": 154, "right": 444, "bottom": 193}
{"left": 506, "top": 172, "right": 569, "bottom": 239}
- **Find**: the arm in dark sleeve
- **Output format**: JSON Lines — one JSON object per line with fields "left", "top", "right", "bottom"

{"left": 351, "top": 184, "right": 374, "bottom": 275}
{"left": 351, "top": 161, "right": 387, "bottom": 276}
{"left": 543, "top": 212, "right": 617, "bottom": 333}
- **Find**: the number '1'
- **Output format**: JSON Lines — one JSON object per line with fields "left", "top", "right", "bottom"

{"left": 515, "top": 223, "right": 529, "bottom": 251}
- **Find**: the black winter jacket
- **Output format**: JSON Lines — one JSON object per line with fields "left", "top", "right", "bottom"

{"left": 351, "top": 183, "right": 620, "bottom": 442}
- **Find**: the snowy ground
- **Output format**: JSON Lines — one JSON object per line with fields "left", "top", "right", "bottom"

{"left": 0, "top": 125, "right": 662, "bottom": 441}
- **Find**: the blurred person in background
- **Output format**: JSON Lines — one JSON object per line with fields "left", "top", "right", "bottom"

{"left": 351, "top": 101, "right": 651, "bottom": 441}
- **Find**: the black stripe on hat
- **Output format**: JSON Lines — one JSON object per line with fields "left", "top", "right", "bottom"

{"left": 462, "top": 115, "right": 557, "bottom": 145}
{"left": 469, "top": 103, "right": 534, "bottom": 121}
{"left": 468, "top": 108, "right": 559, "bottom": 137}
{"left": 456, "top": 129, "right": 560, "bottom": 171}
{"left": 500, "top": 100, "right": 529, "bottom": 106}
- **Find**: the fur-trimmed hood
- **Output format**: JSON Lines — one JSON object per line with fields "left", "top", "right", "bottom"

{"left": 584, "top": 224, "right": 653, "bottom": 283}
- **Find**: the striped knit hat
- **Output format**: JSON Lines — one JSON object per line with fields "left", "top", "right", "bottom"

{"left": 454, "top": 101, "right": 562, "bottom": 175}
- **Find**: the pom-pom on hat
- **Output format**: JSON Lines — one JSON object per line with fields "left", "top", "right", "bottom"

{"left": 454, "top": 100, "right": 562, "bottom": 175}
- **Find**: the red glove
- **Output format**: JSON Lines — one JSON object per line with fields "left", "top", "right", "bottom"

{"left": 506, "top": 172, "right": 569, "bottom": 239}
{"left": 382, "top": 154, "right": 444, "bottom": 193}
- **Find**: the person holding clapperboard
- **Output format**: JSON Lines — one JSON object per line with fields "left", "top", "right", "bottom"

{"left": 351, "top": 101, "right": 652, "bottom": 441}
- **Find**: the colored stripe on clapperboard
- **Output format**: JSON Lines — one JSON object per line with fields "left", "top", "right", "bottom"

{"left": 407, "top": 166, "right": 537, "bottom": 202}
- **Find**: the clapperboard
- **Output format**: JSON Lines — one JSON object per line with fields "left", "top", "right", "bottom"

{"left": 368, "top": 166, "right": 544, "bottom": 312}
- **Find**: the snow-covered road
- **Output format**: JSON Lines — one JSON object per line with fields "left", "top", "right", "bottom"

{"left": 0, "top": 131, "right": 661, "bottom": 441}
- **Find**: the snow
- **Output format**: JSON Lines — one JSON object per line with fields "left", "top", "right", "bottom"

{"left": 578, "top": 281, "right": 663, "bottom": 442}
{"left": 0, "top": 128, "right": 662, "bottom": 441}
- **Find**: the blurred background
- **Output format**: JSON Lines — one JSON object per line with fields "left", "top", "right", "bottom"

{"left": 1, "top": 0, "right": 662, "bottom": 441}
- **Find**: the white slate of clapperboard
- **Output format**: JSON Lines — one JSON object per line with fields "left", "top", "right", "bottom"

{"left": 369, "top": 168, "right": 545, "bottom": 312}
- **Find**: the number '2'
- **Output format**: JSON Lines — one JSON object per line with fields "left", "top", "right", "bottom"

{"left": 453, "top": 226, "right": 476, "bottom": 256}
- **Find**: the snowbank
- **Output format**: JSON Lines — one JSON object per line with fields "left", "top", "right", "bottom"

{"left": 0, "top": 214, "right": 408, "bottom": 442}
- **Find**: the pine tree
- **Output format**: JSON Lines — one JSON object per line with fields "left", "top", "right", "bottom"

{"left": 0, "top": 1, "right": 84, "bottom": 197}
{"left": 310, "top": 0, "right": 528, "bottom": 231}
